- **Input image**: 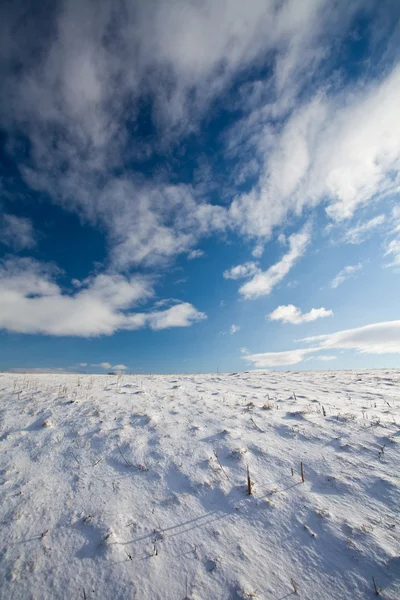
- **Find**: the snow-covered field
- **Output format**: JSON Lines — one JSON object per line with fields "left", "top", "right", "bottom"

{"left": 0, "top": 370, "right": 399, "bottom": 600}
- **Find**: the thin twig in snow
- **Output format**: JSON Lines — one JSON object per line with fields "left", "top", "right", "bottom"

{"left": 117, "top": 444, "right": 134, "bottom": 467}
{"left": 213, "top": 450, "right": 229, "bottom": 480}
{"left": 372, "top": 576, "right": 380, "bottom": 596}
{"left": 247, "top": 465, "right": 253, "bottom": 495}
{"left": 250, "top": 417, "right": 265, "bottom": 433}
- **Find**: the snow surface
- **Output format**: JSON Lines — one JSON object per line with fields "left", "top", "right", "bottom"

{"left": 0, "top": 370, "right": 399, "bottom": 600}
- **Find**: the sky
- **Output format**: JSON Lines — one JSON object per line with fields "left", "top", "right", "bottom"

{"left": 0, "top": 0, "right": 400, "bottom": 374}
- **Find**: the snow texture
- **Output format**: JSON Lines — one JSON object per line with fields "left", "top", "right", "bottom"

{"left": 0, "top": 370, "right": 399, "bottom": 599}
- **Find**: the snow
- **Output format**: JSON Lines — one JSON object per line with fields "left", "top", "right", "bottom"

{"left": 0, "top": 370, "right": 399, "bottom": 599}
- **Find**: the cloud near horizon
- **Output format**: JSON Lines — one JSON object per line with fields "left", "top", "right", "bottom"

{"left": 91, "top": 362, "right": 128, "bottom": 371}
{"left": 244, "top": 320, "right": 400, "bottom": 367}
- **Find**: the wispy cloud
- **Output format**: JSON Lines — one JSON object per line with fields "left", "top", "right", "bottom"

{"left": 0, "top": 0, "right": 399, "bottom": 354}
{"left": 0, "top": 214, "right": 36, "bottom": 251}
{"left": 301, "top": 320, "right": 400, "bottom": 354}
{"left": 1, "top": 0, "right": 392, "bottom": 279}
{"left": 228, "top": 64, "right": 400, "bottom": 239}
{"left": 330, "top": 263, "right": 363, "bottom": 288}
{"left": 0, "top": 0, "right": 334, "bottom": 272}
{"left": 239, "top": 225, "right": 310, "bottom": 299}
{"left": 244, "top": 320, "right": 400, "bottom": 367}
{"left": 244, "top": 348, "right": 317, "bottom": 368}
{"left": 384, "top": 238, "right": 400, "bottom": 267}
{"left": 268, "top": 305, "right": 333, "bottom": 325}
{"left": 230, "top": 324, "right": 240, "bottom": 335}
{"left": 342, "top": 215, "right": 385, "bottom": 244}
{"left": 384, "top": 208, "right": 400, "bottom": 267}
{"left": 187, "top": 249, "right": 205, "bottom": 260}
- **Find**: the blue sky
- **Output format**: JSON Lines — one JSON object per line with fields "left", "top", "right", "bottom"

{"left": 1, "top": 0, "right": 400, "bottom": 374}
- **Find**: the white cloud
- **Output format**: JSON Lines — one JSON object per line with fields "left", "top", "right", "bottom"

{"left": 0, "top": 0, "right": 378, "bottom": 275}
{"left": 91, "top": 362, "right": 112, "bottom": 370}
{"left": 330, "top": 263, "right": 363, "bottom": 289}
{"left": 268, "top": 304, "right": 333, "bottom": 324}
{"left": 0, "top": 3, "right": 284, "bottom": 268}
{"left": 240, "top": 347, "right": 250, "bottom": 354}
{"left": 223, "top": 262, "right": 260, "bottom": 280}
{"left": 0, "top": 257, "right": 205, "bottom": 336}
{"left": 138, "top": 303, "right": 206, "bottom": 331}
{"left": 383, "top": 209, "right": 400, "bottom": 267}
{"left": 302, "top": 320, "right": 400, "bottom": 355}
{"left": 245, "top": 320, "right": 400, "bottom": 367}
{"left": 0, "top": 0, "right": 399, "bottom": 349}
{"left": 315, "top": 355, "right": 336, "bottom": 361}
{"left": 245, "top": 347, "right": 317, "bottom": 368}
{"left": 79, "top": 362, "right": 88, "bottom": 367}
{"left": 342, "top": 215, "right": 385, "bottom": 244}
{"left": 277, "top": 234, "right": 287, "bottom": 246}
{"left": 187, "top": 249, "right": 205, "bottom": 260}
{"left": 0, "top": 214, "right": 36, "bottom": 250}
{"left": 239, "top": 225, "right": 310, "bottom": 299}
{"left": 89, "top": 362, "right": 128, "bottom": 371}
{"left": 384, "top": 238, "right": 400, "bottom": 267}
{"left": 252, "top": 244, "right": 264, "bottom": 258}
{"left": 229, "top": 63, "right": 400, "bottom": 238}
{"left": 230, "top": 324, "right": 240, "bottom": 335}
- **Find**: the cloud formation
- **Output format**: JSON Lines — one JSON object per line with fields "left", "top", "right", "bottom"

{"left": 229, "top": 63, "right": 400, "bottom": 239}
{"left": 330, "top": 263, "right": 363, "bottom": 289}
{"left": 0, "top": 0, "right": 399, "bottom": 352}
{"left": 0, "top": 257, "right": 205, "bottom": 336}
{"left": 239, "top": 226, "right": 310, "bottom": 299}
{"left": 268, "top": 305, "right": 333, "bottom": 324}
{"left": 1, "top": 0, "right": 397, "bottom": 278}
{"left": 0, "top": 214, "right": 36, "bottom": 250}
{"left": 223, "top": 262, "right": 260, "bottom": 280}
{"left": 342, "top": 215, "right": 385, "bottom": 245}
{"left": 384, "top": 209, "right": 400, "bottom": 266}
{"left": 245, "top": 348, "right": 316, "bottom": 368}
{"left": 244, "top": 320, "right": 400, "bottom": 367}
{"left": 91, "top": 362, "right": 128, "bottom": 371}
{"left": 187, "top": 249, "right": 205, "bottom": 260}
{"left": 302, "top": 320, "right": 400, "bottom": 355}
